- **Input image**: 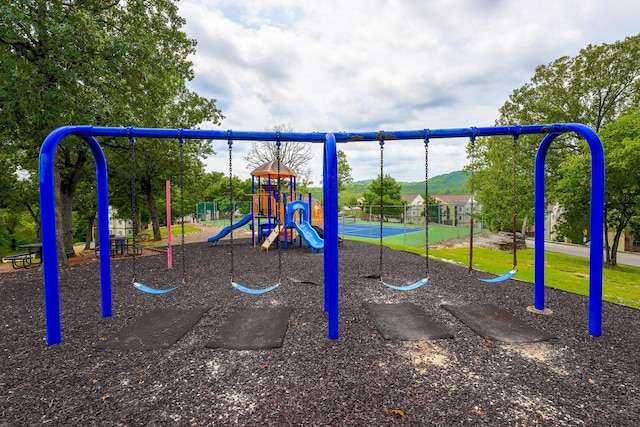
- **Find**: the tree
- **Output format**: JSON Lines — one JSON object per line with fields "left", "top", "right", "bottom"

{"left": 363, "top": 174, "right": 404, "bottom": 217}
{"left": 0, "top": 1, "right": 222, "bottom": 262}
{"left": 244, "top": 124, "right": 314, "bottom": 185}
{"left": 555, "top": 108, "right": 640, "bottom": 266}
{"left": 475, "top": 34, "right": 640, "bottom": 234}
{"left": 337, "top": 150, "right": 353, "bottom": 192}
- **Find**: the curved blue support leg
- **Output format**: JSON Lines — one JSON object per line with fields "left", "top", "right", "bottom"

{"left": 381, "top": 277, "right": 429, "bottom": 291}
{"left": 232, "top": 282, "right": 280, "bottom": 295}
{"left": 133, "top": 282, "right": 180, "bottom": 294}
{"left": 477, "top": 269, "right": 518, "bottom": 283}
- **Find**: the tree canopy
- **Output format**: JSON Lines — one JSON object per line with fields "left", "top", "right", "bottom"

{"left": 555, "top": 107, "right": 640, "bottom": 265}
{"left": 475, "top": 34, "right": 640, "bottom": 237}
{"left": 0, "top": 1, "right": 223, "bottom": 257}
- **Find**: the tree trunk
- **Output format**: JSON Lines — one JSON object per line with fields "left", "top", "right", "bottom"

{"left": 608, "top": 228, "right": 623, "bottom": 266}
{"left": 53, "top": 166, "right": 70, "bottom": 267}
{"left": 147, "top": 188, "right": 161, "bottom": 241}
{"left": 604, "top": 215, "right": 612, "bottom": 265}
{"left": 54, "top": 147, "right": 88, "bottom": 266}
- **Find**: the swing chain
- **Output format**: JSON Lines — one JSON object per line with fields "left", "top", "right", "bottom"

{"left": 378, "top": 131, "right": 385, "bottom": 281}
{"left": 179, "top": 136, "right": 186, "bottom": 285}
{"left": 468, "top": 133, "right": 476, "bottom": 276}
{"left": 512, "top": 130, "right": 519, "bottom": 269}
{"left": 227, "top": 132, "right": 234, "bottom": 284}
{"left": 424, "top": 134, "right": 430, "bottom": 279}
{"left": 276, "top": 132, "right": 282, "bottom": 285}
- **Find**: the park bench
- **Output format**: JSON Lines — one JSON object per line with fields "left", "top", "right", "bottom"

{"left": 4, "top": 253, "right": 34, "bottom": 269}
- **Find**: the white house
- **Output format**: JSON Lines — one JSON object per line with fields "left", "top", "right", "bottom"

{"left": 432, "top": 194, "right": 482, "bottom": 228}
{"left": 401, "top": 194, "right": 425, "bottom": 224}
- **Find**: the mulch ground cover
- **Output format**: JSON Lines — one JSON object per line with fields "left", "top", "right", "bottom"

{"left": 1, "top": 239, "right": 638, "bottom": 426}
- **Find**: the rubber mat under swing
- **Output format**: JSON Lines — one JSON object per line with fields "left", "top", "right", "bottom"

{"left": 95, "top": 307, "right": 210, "bottom": 350}
{"left": 442, "top": 303, "right": 555, "bottom": 343}
{"left": 363, "top": 302, "right": 453, "bottom": 340}
{"left": 206, "top": 306, "right": 293, "bottom": 350}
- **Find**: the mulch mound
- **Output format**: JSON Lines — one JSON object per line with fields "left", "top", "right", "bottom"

{"left": 1, "top": 239, "right": 638, "bottom": 426}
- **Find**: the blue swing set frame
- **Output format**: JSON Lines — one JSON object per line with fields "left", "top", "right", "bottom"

{"left": 39, "top": 124, "right": 605, "bottom": 346}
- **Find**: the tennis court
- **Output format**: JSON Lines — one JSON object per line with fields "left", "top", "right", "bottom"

{"left": 338, "top": 222, "right": 481, "bottom": 247}
{"left": 339, "top": 223, "right": 424, "bottom": 239}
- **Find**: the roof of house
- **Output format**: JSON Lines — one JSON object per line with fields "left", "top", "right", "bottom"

{"left": 433, "top": 194, "right": 472, "bottom": 205}
{"left": 401, "top": 194, "right": 423, "bottom": 204}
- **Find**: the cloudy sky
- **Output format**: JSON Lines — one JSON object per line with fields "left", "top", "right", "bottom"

{"left": 177, "top": 0, "right": 639, "bottom": 185}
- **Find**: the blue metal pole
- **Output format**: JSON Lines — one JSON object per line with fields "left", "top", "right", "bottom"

{"left": 84, "top": 137, "right": 113, "bottom": 319}
{"left": 534, "top": 125, "right": 604, "bottom": 336}
{"left": 323, "top": 133, "right": 339, "bottom": 340}
{"left": 69, "top": 124, "right": 572, "bottom": 142}
{"left": 569, "top": 124, "right": 605, "bottom": 336}
{"left": 534, "top": 134, "right": 558, "bottom": 312}
{"left": 39, "top": 127, "right": 113, "bottom": 346}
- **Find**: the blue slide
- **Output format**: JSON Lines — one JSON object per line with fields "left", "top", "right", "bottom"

{"left": 207, "top": 213, "right": 253, "bottom": 244}
{"left": 286, "top": 200, "right": 324, "bottom": 252}
{"left": 291, "top": 221, "right": 324, "bottom": 252}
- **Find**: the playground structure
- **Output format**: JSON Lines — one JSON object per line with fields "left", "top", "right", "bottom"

{"left": 207, "top": 160, "right": 325, "bottom": 252}
{"left": 38, "top": 124, "right": 604, "bottom": 346}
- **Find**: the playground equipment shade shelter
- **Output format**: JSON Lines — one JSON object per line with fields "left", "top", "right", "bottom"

{"left": 38, "top": 124, "right": 605, "bottom": 346}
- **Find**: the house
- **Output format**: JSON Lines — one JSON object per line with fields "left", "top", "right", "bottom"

{"left": 432, "top": 194, "right": 482, "bottom": 228}
{"left": 401, "top": 194, "right": 425, "bottom": 224}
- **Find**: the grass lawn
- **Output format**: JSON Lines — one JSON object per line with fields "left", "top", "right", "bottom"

{"left": 356, "top": 239, "right": 640, "bottom": 310}
{"left": 157, "top": 225, "right": 199, "bottom": 239}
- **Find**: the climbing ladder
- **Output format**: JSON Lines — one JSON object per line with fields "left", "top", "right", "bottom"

{"left": 261, "top": 225, "right": 282, "bottom": 251}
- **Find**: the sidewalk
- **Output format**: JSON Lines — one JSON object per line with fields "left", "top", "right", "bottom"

{"left": 526, "top": 239, "right": 640, "bottom": 267}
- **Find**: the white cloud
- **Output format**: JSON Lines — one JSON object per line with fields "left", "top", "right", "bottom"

{"left": 178, "top": 0, "right": 639, "bottom": 183}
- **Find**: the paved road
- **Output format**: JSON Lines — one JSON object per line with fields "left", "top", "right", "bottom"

{"left": 525, "top": 239, "right": 640, "bottom": 268}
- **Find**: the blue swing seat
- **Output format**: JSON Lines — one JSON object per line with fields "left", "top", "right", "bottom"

{"left": 477, "top": 269, "right": 518, "bottom": 283}
{"left": 232, "top": 281, "right": 280, "bottom": 295}
{"left": 133, "top": 282, "right": 180, "bottom": 294}
{"left": 382, "top": 277, "right": 429, "bottom": 291}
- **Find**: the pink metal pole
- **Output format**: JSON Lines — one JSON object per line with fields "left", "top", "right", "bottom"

{"left": 166, "top": 180, "right": 173, "bottom": 269}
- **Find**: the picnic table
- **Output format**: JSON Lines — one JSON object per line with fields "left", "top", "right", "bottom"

{"left": 95, "top": 236, "right": 143, "bottom": 258}
{"left": 4, "top": 243, "right": 42, "bottom": 269}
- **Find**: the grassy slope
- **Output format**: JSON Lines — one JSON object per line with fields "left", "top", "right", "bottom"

{"left": 359, "top": 239, "right": 640, "bottom": 309}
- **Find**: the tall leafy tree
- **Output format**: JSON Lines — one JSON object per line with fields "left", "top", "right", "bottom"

{"left": 363, "top": 174, "right": 404, "bottom": 216}
{"left": 475, "top": 34, "right": 640, "bottom": 233}
{"left": 0, "top": 1, "right": 222, "bottom": 261}
{"left": 555, "top": 108, "right": 640, "bottom": 266}
{"left": 337, "top": 149, "right": 353, "bottom": 192}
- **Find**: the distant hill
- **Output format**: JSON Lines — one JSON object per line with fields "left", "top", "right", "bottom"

{"left": 308, "top": 170, "right": 468, "bottom": 201}
{"left": 402, "top": 170, "right": 469, "bottom": 195}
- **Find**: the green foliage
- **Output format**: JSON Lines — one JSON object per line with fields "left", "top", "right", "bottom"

{"left": 476, "top": 34, "right": 640, "bottom": 235}
{"left": 337, "top": 149, "right": 353, "bottom": 191}
{"left": 402, "top": 170, "right": 468, "bottom": 195}
{"left": 555, "top": 108, "right": 640, "bottom": 265}
{"left": 363, "top": 174, "right": 405, "bottom": 216}
{"left": 0, "top": 0, "right": 223, "bottom": 250}
{"left": 204, "top": 172, "right": 252, "bottom": 203}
